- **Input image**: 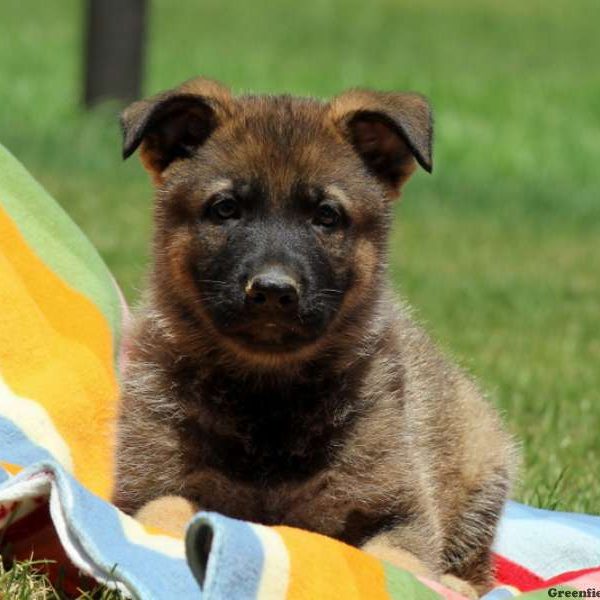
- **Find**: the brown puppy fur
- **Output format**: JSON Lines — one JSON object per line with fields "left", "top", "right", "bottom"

{"left": 113, "top": 77, "right": 517, "bottom": 596}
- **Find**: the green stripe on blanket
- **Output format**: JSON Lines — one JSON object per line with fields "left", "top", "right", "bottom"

{"left": 0, "top": 144, "right": 121, "bottom": 347}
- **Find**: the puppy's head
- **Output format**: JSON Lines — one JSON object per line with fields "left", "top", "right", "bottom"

{"left": 122, "top": 77, "right": 432, "bottom": 364}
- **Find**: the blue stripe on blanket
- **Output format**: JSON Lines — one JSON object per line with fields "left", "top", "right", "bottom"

{"left": 52, "top": 466, "right": 200, "bottom": 598}
{"left": 0, "top": 417, "right": 57, "bottom": 469}
{"left": 503, "top": 500, "right": 600, "bottom": 534}
{"left": 187, "top": 512, "right": 264, "bottom": 600}
{"left": 495, "top": 500, "right": 600, "bottom": 579}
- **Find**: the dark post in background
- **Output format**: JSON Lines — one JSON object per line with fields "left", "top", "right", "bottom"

{"left": 84, "top": 0, "right": 147, "bottom": 107}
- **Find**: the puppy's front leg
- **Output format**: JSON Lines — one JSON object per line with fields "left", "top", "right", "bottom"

{"left": 135, "top": 495, "right": 199, "bottom": 537}
{"left": 361, "top": 527, "right": 478, "bottom": 599}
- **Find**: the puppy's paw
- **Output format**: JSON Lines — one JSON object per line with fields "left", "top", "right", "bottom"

{"left": 439, "top": 574, "right": 479, "bottom": 599}
{"left": 135, "top": 495, "right": 198, "bottom": 537}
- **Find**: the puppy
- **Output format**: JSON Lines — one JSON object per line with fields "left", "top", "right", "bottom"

{"left": 113, "top": 77, "right": 517, "bottom": 596}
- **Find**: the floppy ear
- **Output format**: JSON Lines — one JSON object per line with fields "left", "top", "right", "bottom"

{"left": 329, "top": 89, "right": 433, "bottom": 195}
{"left": 120, "top": 77, "right": 232, "bottom": 182}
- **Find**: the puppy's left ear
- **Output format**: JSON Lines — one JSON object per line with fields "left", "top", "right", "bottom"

{"left": 329, "top": 89, "right": 433, "bottom": 196}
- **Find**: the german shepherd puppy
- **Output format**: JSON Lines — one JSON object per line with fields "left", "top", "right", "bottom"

{"left": 114, "top": 77, "right": 517, "bottom": 596}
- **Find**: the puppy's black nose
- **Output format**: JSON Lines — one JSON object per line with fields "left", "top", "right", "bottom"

{"left": 245, "top": 268, "right": 299, "bottom": 313}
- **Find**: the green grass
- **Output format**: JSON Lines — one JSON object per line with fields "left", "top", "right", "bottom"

{"left": 0, "top": 0, "right": 598, "bottom": 593}
{"left": 0, "top": 557, "right": 122, "bottom": 599}
{"left": 0, "top": 558, "right": 66, "bottom": 600}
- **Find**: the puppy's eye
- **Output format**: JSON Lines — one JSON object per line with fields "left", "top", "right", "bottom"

{"left": 209, "top": 196, "right": 241, "bottom": 222}
{"left": 313, "top": 203, "right": 340, "bottom": 228}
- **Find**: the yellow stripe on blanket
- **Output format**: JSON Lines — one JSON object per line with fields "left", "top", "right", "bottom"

{"left": 0, "top": 205, "right": 118, "bottom": 499}
{"left": 0, "top": 462, "right": 23, "bottom": 476}
{"left": 275, "top": 525, "right": 391, "bottom": 600}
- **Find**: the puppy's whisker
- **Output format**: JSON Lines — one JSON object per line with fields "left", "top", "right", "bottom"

{"left": 197, "top": 279, "right": 228, "bottom": 286}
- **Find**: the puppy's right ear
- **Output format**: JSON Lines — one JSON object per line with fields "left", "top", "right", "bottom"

{"left": 120, "top": 77, "right": 232, "bottom": 182}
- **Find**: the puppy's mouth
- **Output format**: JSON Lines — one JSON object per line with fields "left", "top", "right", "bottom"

{"left": 223, "top": 317, "right": 321, "bottom": 353}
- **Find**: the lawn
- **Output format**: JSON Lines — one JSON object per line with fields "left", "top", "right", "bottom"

{"left": 0, "top": 0, "right": 598, "bottom": 593}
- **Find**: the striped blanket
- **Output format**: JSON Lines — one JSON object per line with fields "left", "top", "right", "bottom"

{"left": 1, "top": 143, "right": 599, "bottom": 599}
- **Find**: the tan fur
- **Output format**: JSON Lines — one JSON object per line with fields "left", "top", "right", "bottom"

{"left": 114, "top": 77, "right": 518, "bottom": 596}
{"left": 362, "top": 536, "right": 433, "bottom": 576}
{"left": 135, "top": 496, "right": 197, "bottom": 538}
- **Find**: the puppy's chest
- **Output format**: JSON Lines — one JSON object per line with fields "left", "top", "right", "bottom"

{"left": 175, "top": 384, "right": 354, "bottom": 484}
{"left": 166, "top": 370, "right": 404, "bottom": 543}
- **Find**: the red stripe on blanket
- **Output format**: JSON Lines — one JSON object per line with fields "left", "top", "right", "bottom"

{"left": 4, "top": 502, "right": 49, "bottom": 539}
{"left": 544, "top": 566, "right": 600, "bottom": 587}
{"left": 493, "top": 554, "right": 545, "bottom": 591}
{"left": 494, "top": 554, "right": 600, "bottom": 592}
